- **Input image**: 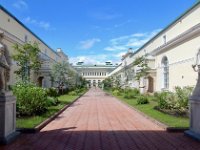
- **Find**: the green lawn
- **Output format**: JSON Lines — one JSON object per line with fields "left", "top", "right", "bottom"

{"left": 16, "top": 95, "right": 79, "bottom": 128}
{"left": 107, "top": 90, "right": 189, "bottom": 128}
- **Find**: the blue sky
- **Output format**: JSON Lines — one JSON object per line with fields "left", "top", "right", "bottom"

{"left": 0, "top": 0, "right": 197, "bottom": 64}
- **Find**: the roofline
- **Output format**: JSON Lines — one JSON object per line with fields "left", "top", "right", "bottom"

{"left": 73, "top": 66, "right": 117, "bottom": 68}
{"left": 131, "top": 1, "right": 200, "bottom": 56}
{"left": 0, "top": 5, "right": 59, "bottom": 56}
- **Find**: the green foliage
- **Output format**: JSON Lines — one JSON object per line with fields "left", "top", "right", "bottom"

{"left": 112, "top": 89, "right": 121, "bottom": 96}
{"left": 67, "top": 87, "right": 86, "bottom": 96}
{"left": 46, "top": 96, "right": 59, "bottom": 106}
{"left": 137, "top": 95, "right": 149, "bottom": 105}
{"left": 132, "top": 56, "right": 150, "bottom": 82}
{"left": 46, "top": 87, "right": 59, "bottom": 97}
{"left": 13, "top": 82, "right": 47, "bottom": 116}
{"left": 68, "top": 91, "right": 77, "bottom": 96}
{"left": 123, "top": 88, "right": 140, "bottom": 99}
{"left": 174, "top": 86, "right": 193, "bottom": 110}
{"left": 12, "top": 42, "right": 42, "bottom": 81}
{"left": 51, "top": 62, "right": 78, "bottom": 93}
{"left": 102, "top": 77, "right": 113, "bottom": 89}
{"left": 155, "top": 86, "right": 193, "bottom": 113}
{"left": 155, "top": 91, "right": 172, "bottom": 109}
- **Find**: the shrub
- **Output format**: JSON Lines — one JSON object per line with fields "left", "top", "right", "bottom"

{"left": 68, "top": 91, "right": 77, "bottom": 96}
{"left": 112, "top": 89, "right": 121, "bottom": 96}
{"left": 174, "top": 86, "right": 193, "bottom": 111}
{"left": 46, "top": 96, "right": 59, "bottom": 106}
{"left": 155, "top": 91, "right": 172, "bottom": 109}
{"left": 46, "top": 87, "right": 59, "bottom": 97}
{"left": 155, "top": 86, "right": 193, "bottom": 112}
{"left": 123, "top": 88, "right": 140, "bottom": 99}
{"left": 137, "top": 95, "right": 149, "bottom": 104}
{"left": 13, "top": 82, "right": 48, "bottom": 116}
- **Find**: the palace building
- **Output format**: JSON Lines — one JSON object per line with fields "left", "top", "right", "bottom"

{"left": 73, "top": 62, "right": 117, "bottom": 87}
{"left": 108, "top": 1, "right": 200, "bottom": 93}
{"left": 0, "top": 5, "right": 70, "bottom": 88}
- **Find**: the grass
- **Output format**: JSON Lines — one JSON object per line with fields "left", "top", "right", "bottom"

{"left": 16, "top": 95, "right": 79, "bottom": 128}
{"left": 107, "top": 90, "right": 189, "bottom": 128}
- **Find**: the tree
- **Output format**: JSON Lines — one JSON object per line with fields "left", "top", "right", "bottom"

{"left": 102, "top": 77, "right": 114, "bottom": 89}
{"left": 12, "top": 42, "right": 41, "bottom": 81}
{"left": 132, "top": 56, "right": 150, "bottom": 87}
{"left": 51, "top": 62, "right": 69, "bottom": 90}
{"left": 51, "top": 62, "right": 77, "bottom": 93}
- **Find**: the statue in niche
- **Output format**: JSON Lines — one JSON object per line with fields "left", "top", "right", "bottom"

{"left": 0, "top": 43, "right": 11, "bottom": 94}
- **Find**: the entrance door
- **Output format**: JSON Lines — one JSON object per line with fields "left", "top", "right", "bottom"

{"left": 147, "top": 76, "right": 154, "bottom": 93}
{"left": 38, "top": 76, "right": 44, "bottom": 87}
{"left": 93, "top": 80, "right": 96, "bottom": 87}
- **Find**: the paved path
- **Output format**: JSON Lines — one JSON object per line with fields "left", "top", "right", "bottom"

{"left": 1, "top": 88, "right": 200, "bottom": 150}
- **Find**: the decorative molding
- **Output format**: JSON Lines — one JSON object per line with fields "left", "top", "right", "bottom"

{"left": 0, "top": 27, "right": 59, "bottom": 63}
{"left": 0, "top": 27, "right": 24, "bottom": 45}
{"left": 157, "top": 57, "right": 194, "bottom": 69}
{"left": 151, "top": 23, "right": 200, "bottom": 56}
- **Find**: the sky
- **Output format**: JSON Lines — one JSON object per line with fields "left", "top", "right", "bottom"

{"left": 0, "top": 0, "right": 197, "bottom": 65}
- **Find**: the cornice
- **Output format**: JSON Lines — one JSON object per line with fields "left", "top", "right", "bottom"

{"left": 151, "top": 23, "right": 200, "bottom": 56}
{"left": 0, "top": 27, "right": 24, "bottom": 45}
{"left": 0, "top": 27, "right": 59, "bottom": 63}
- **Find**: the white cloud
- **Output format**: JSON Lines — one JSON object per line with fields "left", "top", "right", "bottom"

{"left": 13, "top": 0, "right": 28, "bottom": 10}
{"left": 79, "top": 38, "right": 101, "bottom": 50}
{"left": 114, "top": 51, "right": 127, "bottom": 58}
{"left": 70, "top": 54, "right": 108, "bottom": 65}
{"left": 104, "top": 29, "right": 162, "bottom": 52}
{"left": 24, "top": 17, "right": 53, "bottom": 31}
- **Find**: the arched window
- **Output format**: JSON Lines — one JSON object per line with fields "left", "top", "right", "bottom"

{"left": 162, "top": 56, "right": 169, "bottom": 89}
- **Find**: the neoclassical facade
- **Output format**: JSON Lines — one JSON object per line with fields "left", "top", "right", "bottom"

{"left": 108, "top": 1, "right": 200, "bottom": 93}
{"left": 74, "top": 62, "right": 117, "bottom": 87}
{"left": 0, "top": 5, "right": 69, "bottom": 88}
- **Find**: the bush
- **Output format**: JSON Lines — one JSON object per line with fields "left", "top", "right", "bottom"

{"left": 46, "top": 96, "right": 59, "bottom": 106}
{"left": 137, "top": 95, "right": 149, "bottom": 105}
{"left": 174, "top": 86, "right": 193, "bottom": 111}
{"left": 155, "top": 91, "right": 173, "bottom": 109}
{"left": 68, "top": 91, "right": 77, "bottom": 96}
{"left": 112, "top": 89, "right": 121, "bottom": 96}
{"left": 123, "top": 88, "right": 140, "bottom": 99}
{"left": 155, "top": 86, "right": 193, "bottom": 112}
{"left": 46, "top": 88, "right": 59, "bottom": 97}
{"left": 13, "top": 82, "right": 48, "bottom": 116}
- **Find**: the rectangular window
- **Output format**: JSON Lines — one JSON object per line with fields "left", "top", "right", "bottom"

{"left": 163, "top": 35, "right": 166, "bottom": 44}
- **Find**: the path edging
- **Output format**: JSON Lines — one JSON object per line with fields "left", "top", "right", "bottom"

{"left": 105, "top": 91, "right": 188, "bottom": 132}
{"left": 17, "top": 91, "right": 88, "bottom": 134}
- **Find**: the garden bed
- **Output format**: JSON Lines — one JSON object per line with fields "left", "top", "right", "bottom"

{"left": 16, "top": 92, "right": 86, "bottom": 133}
{"left": 106, "top": 90, "right": 189, "bottom": 130}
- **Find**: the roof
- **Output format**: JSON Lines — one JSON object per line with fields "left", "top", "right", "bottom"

{"left": 0, "top": 5, "right": 59, "bottom": 56}
{"left": 73, "top": 64, "right": 117, "bottom": 68}
{"left": 131, "top": 1, "right": 200, "bottom": 57}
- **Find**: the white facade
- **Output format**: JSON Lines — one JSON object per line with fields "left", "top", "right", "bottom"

{"left": 109, "top": 2, "right": 200, "bottom": 93}
{"left": 74, "top": 64, "right": 117, "bottom": 87}
{"left": 0, "top": 6, "right": 70, "bottom": 88}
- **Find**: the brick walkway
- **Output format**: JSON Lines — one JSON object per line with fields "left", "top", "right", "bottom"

{"left": 1, "top": 88, "right": 200, "bottom": 150}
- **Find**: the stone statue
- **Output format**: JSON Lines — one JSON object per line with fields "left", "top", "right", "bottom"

{"left": 0, "top": 43, "right": 10, "bottom": 94}
{"left": 192, "top": 48, "right": 200, "bottom": 72}
{"left": 190, "top": 49, "right": 200, "bottom": 100}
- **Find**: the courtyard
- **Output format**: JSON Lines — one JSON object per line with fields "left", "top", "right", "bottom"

{"left": 1, "top": 88, "right": 200, "bottom": 150}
